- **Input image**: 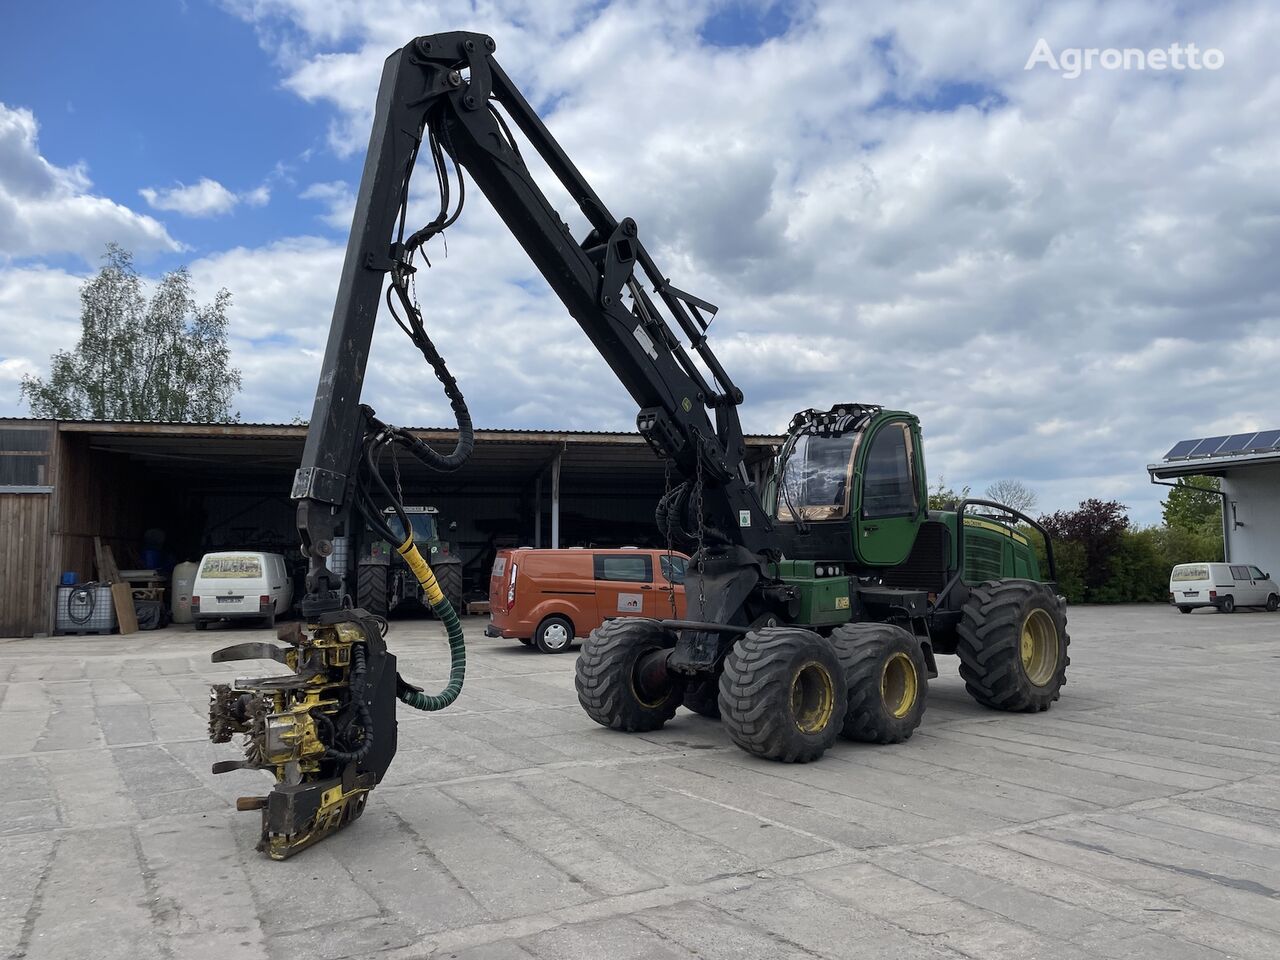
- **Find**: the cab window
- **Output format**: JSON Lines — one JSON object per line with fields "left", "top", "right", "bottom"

{"left": 1229, "top": 565, "right": 1251, "bottom": 580}
{"left": 660, "top": 555, "right": 687, "bottom": 584}
{"left": 1249, "top": 565, "right": 1267, "bottom": 579}
{"left": 594, "top": 554, "right": 652, "bottom": 583}
{"left": 862, "top": 423, "right": 917, "bottom": 519}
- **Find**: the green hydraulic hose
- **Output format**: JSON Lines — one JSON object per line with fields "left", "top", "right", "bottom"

{"left": 395, "top": 537, "right": 465, "bottom": 711}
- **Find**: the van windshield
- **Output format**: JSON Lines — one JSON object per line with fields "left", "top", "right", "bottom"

{"left": 201, "top": 555, "right": 262, "bottom": 578}
{"left": 1171, "top": 564, "right": 1209, "bottom": 581}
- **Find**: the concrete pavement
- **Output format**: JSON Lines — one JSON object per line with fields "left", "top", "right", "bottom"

{"left": 2, "top": 604, "right": 1278, "bottom": 960}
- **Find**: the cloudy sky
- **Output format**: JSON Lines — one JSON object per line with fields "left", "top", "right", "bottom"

{"left": 1, "top": 0, "right": 1276, "bottom": 523}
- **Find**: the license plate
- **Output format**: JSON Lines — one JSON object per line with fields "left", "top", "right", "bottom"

{"left": 217, "top": 595, "right": 243, "bottom": 604}
{"left": 1183, "top": 591, "right": 1198, "bottom": 597}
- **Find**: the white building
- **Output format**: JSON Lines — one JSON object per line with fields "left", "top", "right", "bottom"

{"left": 1148, "top": 429, "right": 1280, "bottom": 577}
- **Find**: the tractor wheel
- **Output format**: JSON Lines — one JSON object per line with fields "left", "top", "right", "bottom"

{"left": 434, "top": 561, "right": 464, "bottom": 615}
{"left": 830, "top": 623, "right": 927, "bottom": 744}
{"left": 1177, "top": 605, "right": 1193, "bottom": 614}
{"left": 576, "top": 619, "right": 684, "bottom": 732}
{"left": 718, "top": 627, "right": 847, "bottom": 763}
{"left": 957, "top": 580, "right": 1069, "bottom": 712}
{"left": 357, "top": 564, "right": 389, "bottom": 618}
{"left": 1219, "top": 595, "right": 1236, "bottom": 614}
{"left": 534, "top": 615, "right": 574, "bottom": 654}
{"left": 682, "top": 677, "right": 722, "bottom": 719}
{"left": 1267, "top": 594, "right": 1279, "bottom": 612}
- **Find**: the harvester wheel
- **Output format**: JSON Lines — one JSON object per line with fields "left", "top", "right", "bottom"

{"left": 434, "top": 561, "right": 464, "bottom": 615}
{"left": 830, "top": 623, "right": 927, "bottom": 744}
{"left": 357, "top": 564, "right": 388, "bottom": 618}
{"left": 718, "top": 627, "right": 846, "bottom": 763}
{"left": 576, "top": 619, "right": 684, "bottom": 731}
{"left": 957, "top": 579, "right": 1069, "bottom": 712}
{"left": 682, "top": 677, "right": 722, "bottom": 718}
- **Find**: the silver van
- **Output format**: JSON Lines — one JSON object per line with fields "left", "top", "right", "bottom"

{"left": 1169, "top": 562, "right": 1279, "bottom": 613}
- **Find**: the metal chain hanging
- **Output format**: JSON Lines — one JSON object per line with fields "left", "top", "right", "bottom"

{"left": 694, "top": 441, "right": 707, "bottom": 619}
{"left": 661, "top": 459, "right": 678, "bottom": 617}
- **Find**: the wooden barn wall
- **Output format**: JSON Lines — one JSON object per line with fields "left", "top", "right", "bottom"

{"left": 51, "top": 433, "right": 175, "bottom": 590}
{"left": 0, "top": 492, "right": 51, "bottom": 637}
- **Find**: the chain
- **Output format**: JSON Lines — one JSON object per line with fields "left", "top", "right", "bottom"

{"left": 662, "top": 459, "right": 678, "bottom": 617}
{"left": 390, "top": 442, "right": 405, "bottom": 510}
{"left": 694, "top": 442, "right": 707, "bottom": 619}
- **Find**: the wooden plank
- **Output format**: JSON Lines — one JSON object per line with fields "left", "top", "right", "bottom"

{"left": 111, "top": 581, "right": 138, "bottom": 635}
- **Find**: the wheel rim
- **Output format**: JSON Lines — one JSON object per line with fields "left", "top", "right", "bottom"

{"left": 629, "top": 646, "right": 669, "bottom": 707}
{"left": 543, "top": 622, "right": 569, "bottom": 649}
{"left": 880, "top": 652, "right": 918, "bottom": 718}
{"left": 1020, "top": 609, "right": 1059, "bottom": 687}
{"left": 790, "top": 661, "right": 835, "bottom": 734}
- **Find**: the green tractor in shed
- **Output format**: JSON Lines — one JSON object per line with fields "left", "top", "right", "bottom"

{"left": 356, "top": 506, "right": 465, "bottom": 618}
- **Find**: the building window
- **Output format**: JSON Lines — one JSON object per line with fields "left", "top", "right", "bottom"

{"left": 0, "top": 425, "right": 52, "bottom": 486}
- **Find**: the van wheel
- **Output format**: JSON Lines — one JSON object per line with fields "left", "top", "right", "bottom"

{"left": 830, "top": 623, "right": 927, "bottom": 744}
{"left": 1177, "top": 606, "right": 1192, "bottom": 614}
{"left": 1267, "top": 594, "right": 1279, "bottom": 612}
{"left": 719, "top": 627, "right": 847, "bottom": 763}
{"left": 682, "top": 677, "right": 721, "bottom": 719}
{"left": 1219, "top": 596, "right": 1236, "bottom": 614}
{"left": 535, "top": 615, "right": 574, "bottom": 653}
{"left": 194, "top": 619, "right": 207, "bottom": 631}
{"left": 957, "top": 580, "right": 1069, "bottom": 712}
{"left": 576, "top": 619, "right": 683, "bottom": 731}
{"left": 263, "top": 609, "right": 276, "bottom": 629}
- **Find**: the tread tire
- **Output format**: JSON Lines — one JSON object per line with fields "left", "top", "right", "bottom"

{"left": 1220, "top": 595, "right": 1236, "bottom": 614}
{"left": 718, "top": 627, "right": 847, "bottom": 763}
{"left": 957, "top": 579, "right": 1069, "bottom": 712}
{"left": 1267, "top": 594, "right": 1279, "bottom": 613}
{"left": 434, "top": 560, "right": 464, "bottom": 615}
{"left": 830, "top": 622, "right": 927, "bottom": 744}
{"left": 576, "top": 619, "right": 683, "bottom": 732}
{"left": 682, "top": 677, "right": 722, "bottom": 719}
{"left": 357, "top": 564, "right": 389, "bottom": 618}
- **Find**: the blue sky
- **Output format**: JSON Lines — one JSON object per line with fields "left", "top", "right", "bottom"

{"left": 1, "top": 0, "right": 1277, "bottom": 525}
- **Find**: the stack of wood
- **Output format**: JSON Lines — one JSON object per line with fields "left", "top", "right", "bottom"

{"left": 94, "top": 537, "right": 138, "bottom": 635}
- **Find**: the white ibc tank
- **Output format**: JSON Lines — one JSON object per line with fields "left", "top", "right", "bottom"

{"left": 171, "top": 560, "right": 199, "bottom": 624}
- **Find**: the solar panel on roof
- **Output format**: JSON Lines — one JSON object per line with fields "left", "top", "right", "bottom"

{"left": 1188, "top": 436, "right": 1229, "bottom": 457}
{"left": 1163, "top": 439, "right": 1201, "bottom": 460}
{"left": 1245, "top": 429, "right": 1280, "bottom": 451}
{"left": 1214, "top": 432, "right": 1259, "bottom": 456}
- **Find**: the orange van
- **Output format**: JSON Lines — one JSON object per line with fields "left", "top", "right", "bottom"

{"left": 486, "top": 547, "right": 689, "bottom": 652}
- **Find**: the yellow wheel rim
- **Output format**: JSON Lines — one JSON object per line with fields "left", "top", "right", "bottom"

{"left": 1020, "top": 609, "right": 1059, "bottom": 687}
{"left": 791, "top": 661, "right": 836, "bottom": 734}
{"left": 880, "top": 652, "right": 918, "bottom": 718}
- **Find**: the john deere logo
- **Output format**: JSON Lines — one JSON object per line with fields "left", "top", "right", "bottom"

{"left": 682, "top": 397, "right": 692, "bottom": 412}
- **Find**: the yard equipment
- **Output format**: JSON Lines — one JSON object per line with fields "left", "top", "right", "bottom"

{"left": 357, "top": 506, "right": 464, "bottom": 617}
{"left": 208, "top": 32, "right": 1068, "bottom": 857}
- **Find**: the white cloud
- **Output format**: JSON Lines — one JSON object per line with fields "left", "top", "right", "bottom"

{"left": 299, "top": 180, "right": 353, "bottom": 228}
{"left": 8, "top": 2, "right": 1280, "bottom": 525}
{"left": 0, "top": 102, "right": 180, "bottom": 261}
{"left": 139, "top": 176, "right": 272, "bottom": 217}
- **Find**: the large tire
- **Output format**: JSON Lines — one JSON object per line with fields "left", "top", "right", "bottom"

{"left": 576, "top": 619, "right": 684, "bottom": 732}
{"left": 830, "top": 623, "right": 927, "bottom": 744}
{"left": 957, "top": 580, "right": 1069, "bottom": 712}
{"left": 434, "top": 560, "right": 464, "bottom": 615}
{"left": 357, "top": 564, "right": 389, "bottom": 618}
{"left": 719, "top": 627, "right": 847, "bottom": 763}
{"left": 535, "top": 615, "right": 574, "bottom": 654}
{"left": 682, "top": 677, "right": 722, "bottom": 718}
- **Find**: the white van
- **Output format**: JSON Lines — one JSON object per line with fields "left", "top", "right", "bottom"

{"left": 192, "top": 552, "right": 294, "bottom": 629}
{"left": 1169, "top": 562, "right": 1279, "bottom": 614}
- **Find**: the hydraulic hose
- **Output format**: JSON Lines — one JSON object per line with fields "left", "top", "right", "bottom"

{"left": 395, "top": 536, "right": 465, "bottom": 711}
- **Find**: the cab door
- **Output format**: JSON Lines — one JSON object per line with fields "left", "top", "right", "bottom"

{"left": 854, "top": 420, "right": 925, "bottom": 566}
{"left": 592, "top": 552, "right": 654, "bottom": 621}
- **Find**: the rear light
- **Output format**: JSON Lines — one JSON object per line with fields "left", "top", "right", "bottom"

{"left": 1209, "top": 590, "right": 1217, "bottom": 600}
{"left": 191, "top": 595, "right": 200, "bottom": 610}
{"left": 260, "top": 595, "right": 270, "bottom": 605}
{"left": 507, "top": 563, "right": 518, "bottom": 607}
